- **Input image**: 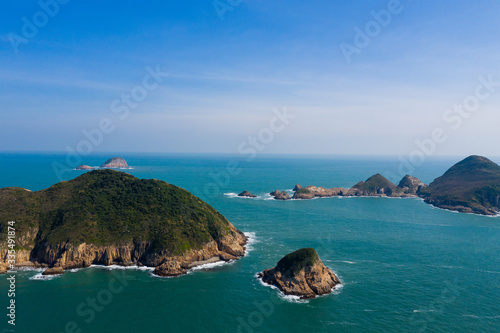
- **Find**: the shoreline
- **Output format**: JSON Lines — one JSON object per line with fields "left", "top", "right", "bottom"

{"left": 9, "top": 232, "right": 256, "bottom": 279}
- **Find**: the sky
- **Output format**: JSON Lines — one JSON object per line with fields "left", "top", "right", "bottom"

{"left": 1, "top": 0, "right": 500, "bottom": 157}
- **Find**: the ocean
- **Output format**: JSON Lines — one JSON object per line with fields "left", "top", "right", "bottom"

{"left": 0, "top": 153, "right": 499, "bottom": 333}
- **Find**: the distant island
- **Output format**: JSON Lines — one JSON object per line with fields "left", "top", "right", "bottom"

{"left": 259, "top": 248, "right": 341, "bottom": 299}
{"left": 245, "top": 155, "right": 500, "bottom": 216}
{"left": 76, "top": 157, "right": 129, "bottom": 171}
{"left": 0, "top": 170, "right": 247, "bottom": 275}
{"left": 101, "top": 157, "right": 129, "bottom": 168}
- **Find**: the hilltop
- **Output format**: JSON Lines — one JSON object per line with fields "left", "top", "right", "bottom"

{"left": 418, "top": 155, "right": 500, "bottom": 215}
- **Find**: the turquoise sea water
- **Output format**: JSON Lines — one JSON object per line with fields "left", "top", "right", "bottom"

{"left": 0, "top": 153, "right": 499, "bottom": 333}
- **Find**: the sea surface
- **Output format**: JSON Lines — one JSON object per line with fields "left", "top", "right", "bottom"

{"left": 0, "top": 153, "right": 499, "bottom": 333}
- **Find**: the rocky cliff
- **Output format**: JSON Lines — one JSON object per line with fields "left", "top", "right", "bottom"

{"left": 259, "top": 248, "right": 341, "bottom": 299}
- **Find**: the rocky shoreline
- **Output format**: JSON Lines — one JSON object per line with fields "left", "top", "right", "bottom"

{"left": 1, "top": 231, "right": 248, "bottom": 276}
{"left": 237, "top": 156, "right": 500, "bottom": 216}
{"left": 252, "top": 173, "right": 426, "bottom": 202}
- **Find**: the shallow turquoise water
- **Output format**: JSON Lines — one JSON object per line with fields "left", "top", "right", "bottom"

{"left": 0, "top": 153, "right": 499, "bottom": 332}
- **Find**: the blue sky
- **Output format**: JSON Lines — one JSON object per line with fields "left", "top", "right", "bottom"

{"left": 1, "top": 0, "right": 500, "bottom": 156}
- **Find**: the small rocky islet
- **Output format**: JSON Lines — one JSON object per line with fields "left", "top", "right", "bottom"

{"left": 76, "top": 156, "right": 129, "bottom": 171}
{"left": 238, "top": 190, "right": 257, "bottom": 198}
{"left": 259, "top": 248, "right": 341, "bottom": 299}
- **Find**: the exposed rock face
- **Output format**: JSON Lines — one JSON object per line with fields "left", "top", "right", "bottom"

{"left": 23, "top": 231, "right": 247, "bottom": 276}
{"left": 42, "top": 267, "right": 64, "bottom": 275}
{"left": 270, "top": 190, "right": 291, "bottom": 201}
{"left": 259, "top": 248, "right": 341, "bottom": 299}
{"left": 293, "top": 184, "right": 303, "bottom": 191}
{"left": 418, "top": 155, "right": 500, "bottom": 215}
{"left": 153, "top": 232, "right": 247, "bottom": 276}
{"left": 76, "top": 165, "right": 94, "bottom": 170}
{"left": 238, "top": 191, "right": 257, "bottom": 198}
{"left": 398, "top": 175, "right": 427, "bottom": 195}
{"left": 293, "top": 186, "right": 348, "bottom": 199}
{"left": 101, "top": 157, "right": 128, "bottom": 168}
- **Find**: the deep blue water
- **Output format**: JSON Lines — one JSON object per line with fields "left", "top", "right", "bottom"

{"left": 0, "top": 153, "right": 499, "bottom": 333}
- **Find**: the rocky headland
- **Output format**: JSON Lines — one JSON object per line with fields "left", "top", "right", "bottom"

{"left": 0, "top": 170, "right": 247, "bottom": 275}
{"left": 418, "top": 155, "right": 500, "bottom": 215}
{"left": 259, "top": 248, "right": 341, "bottom": 299}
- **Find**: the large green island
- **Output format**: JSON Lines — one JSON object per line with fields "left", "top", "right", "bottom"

{"left": 0, "top": 170, "right": 247, "bottom": 275}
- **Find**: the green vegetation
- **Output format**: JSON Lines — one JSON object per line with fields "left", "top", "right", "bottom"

{"left": 0, "top": 170, "right": 235, "bottom": 255}
{"left": 419, "top": 156, "right": 500, "bottom": 215}
{"left": 295, "top": 188, "right": 311, "bottom": 195}
{"left": 353, "top": 173, "right": 396, "bottom": 193}
{"left": 276, "top": 248, "right": 319, "bottom": 273}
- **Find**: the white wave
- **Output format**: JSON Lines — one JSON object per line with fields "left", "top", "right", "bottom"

{"left": 413, "top": 309, "right": 437, "bottom": 313}
{"left": 341, "top": 261, "right": 356, "bottom": 264}
{"left": 12, "top": 266, "right": 44, "bottom": 272}
{"left": 263, "top": 194, "right": 275, "bottom": 200}
{"left": 463, "top": 314, "right": 500, "bottom": 319}
{"left": 224, "top": 192, "right": 239, "bottom": 197}
{"left": 279, "top": 293, "right": 308, "bottom": 303}
{"left": 244, "top": 231, "right": 257, "bottom": 256}
{"left": 330, "top": 283, "right": 344, "bottom": 295}
{"left": 89, "top": 264, "right": 154, "bottom": 271}
{"left": 190, "top": 260, "right": 228, "bottom": 271}
{"left": 29, "top": 273, "right": 58, "bottom": 281}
